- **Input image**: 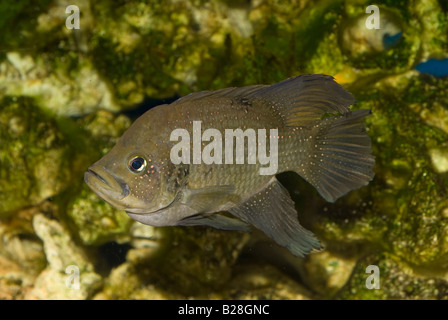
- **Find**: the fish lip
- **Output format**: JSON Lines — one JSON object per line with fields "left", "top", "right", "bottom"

{"left": 84, "top": 167, "right": 130, "bottom": 200}
{"left": 87, "top": 168, "right": 108, "bottom": 186}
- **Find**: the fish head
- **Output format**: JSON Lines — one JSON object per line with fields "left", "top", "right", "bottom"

{"left": 84, "top": 112, "right": 185, "bottom": 214}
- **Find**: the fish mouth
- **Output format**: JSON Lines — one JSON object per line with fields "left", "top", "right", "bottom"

{"left": 84, "top": 166, "right": 130, "bottom": 204}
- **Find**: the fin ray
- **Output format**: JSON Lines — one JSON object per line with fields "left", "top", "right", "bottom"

{"left": 172, "top": 75, "right": 355, "bottom": 127}
{"left": 177, "top": 213, "right": 251, "bottom": 232}
{"left": 229, "top": 178, "right": 322, "bottom": 257}
{"left": 181, "top": 185, "right": 235, "bottom": 213}
{"left": 246, "top": 75, "right": 355, "bottom": 127}
{"left": 295, "top": 109, "right": 375, "bottom": 202}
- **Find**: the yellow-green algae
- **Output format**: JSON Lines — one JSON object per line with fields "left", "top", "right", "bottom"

{"left": 0, "top": 97, "right": 73, "bottom": 217}
{"left": 1, "top": 0, "right": 448, "bottom": 300}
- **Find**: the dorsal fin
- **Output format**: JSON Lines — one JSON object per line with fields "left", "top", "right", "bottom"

{"left": 171, "top": 85, "right": 267, "bottom": 105}
{"left": 244, "top": 75, "right": 355, "bottom": 127}
{"left": 171, "top": 75, "right": 355, "bottom": 127}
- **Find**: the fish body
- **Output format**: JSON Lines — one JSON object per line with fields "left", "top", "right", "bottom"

{"left": 85, "top": 75, "right": 375, "bottom": 257}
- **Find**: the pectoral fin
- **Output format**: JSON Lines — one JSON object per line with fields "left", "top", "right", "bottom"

{"left": 181, "top": 185, "right": 236, "bottom": 213}
{"left": 177, "top": 213, "right": 251, "bottom": 232}
{"left": 229, "top": 177, "right": 322, "bottom": 257}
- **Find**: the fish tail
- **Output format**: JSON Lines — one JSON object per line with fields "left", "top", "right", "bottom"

{"left": 294, "top": 109, "right": 375, "bottom": 202}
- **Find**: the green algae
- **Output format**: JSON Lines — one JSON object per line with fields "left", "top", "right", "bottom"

{"left": 336, "top": 253, "right": 448, "bottom": 300}
{"left": 0, "top": 0, "right": 53, "bottom": 52}
{"left": 0, "top": 96, "right": 73, "bottom": 217}
{"left": 308, "top": 72, "right": 448, "bottom": 298}
{"left": 66, "top": 186, "right": 132, "bottom": 246}
{"left": 1, "top": 0, "right": 448, "bottom": 300}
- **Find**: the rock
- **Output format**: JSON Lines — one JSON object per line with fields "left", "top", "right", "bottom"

{"left": 429, "top": 148, "right": 448, "bottom": 173}
{"left": 221, "top": 263, "right": 312, "bottom": 300}
{"left": 26, "top": 214, "right": 101, "bottom": 300}
{"left": 0, "top": 210, "right": 46, "bottom": 274}
{"left": 129, "top": 221, "right": 164, "bottom": 250}
{"left": 0, "top": 0, "right": 118, "bottom": 116}
{"left": 1, "top": 51, "right": 119, "bottom": 116}
{"left": 340, "top": 8, "right": 403, "bottom": 56}
{"left": 93, "top": 248, "right": 175, "bottom": 300}
{"left": 75, "top": 109, "right": 132, "bottom": 156}
{"left": 0, "top": 97, "right": 73, "bottom": 217}
{"left": 95, "top": 227, "right": 251, "bottom": 299}
{"left": 0, "top": 256, "right": 34, "bottom": 300}
{"left": 95, "top": 240, "right": 311, "bottom": 300}
{"left": 336, "top": 253, "right": 448, "bottom": 299}
{"left": 0, "top": 210, "right": 44, "bottom": 300}
{"left": 1, "top": 0, "right": 448, "bottom": 300}
{"left": 302, "top": 251, "right": 357, "bottom": 297}
{"left": 149, "top": 227, "right": 251, "bottom": 296}
{"left": 66, "top": 185, "right": 132, "bottom": 246}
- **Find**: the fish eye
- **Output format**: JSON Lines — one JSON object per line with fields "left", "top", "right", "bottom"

{"left": 128, "top": 156, "right": 147, "bottom": 173}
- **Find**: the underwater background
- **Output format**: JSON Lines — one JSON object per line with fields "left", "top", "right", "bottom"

{"left": 1, "top": 0, "right": 448, "bottom": 299}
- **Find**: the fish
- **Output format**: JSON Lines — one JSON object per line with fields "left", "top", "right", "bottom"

{"left": 84, "top": 74, "right": 375, "bottom": 257}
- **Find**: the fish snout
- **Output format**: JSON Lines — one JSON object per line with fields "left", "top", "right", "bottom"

{"left": 84, "top": 166, "right": 130, "bottom": 200}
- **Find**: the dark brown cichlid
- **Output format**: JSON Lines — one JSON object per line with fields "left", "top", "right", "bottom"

{"left": 84, "top": 75, "right": 375, "bottom": 257}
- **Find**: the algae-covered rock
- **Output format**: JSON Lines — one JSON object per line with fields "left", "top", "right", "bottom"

{"left": 302, "top": 251, "right": 357, "bottom": 298}
{"left": 95, "top": 227, "right": 250, "bottom": 299}
{"left": 97, "top": 227, "right": 251, "bottom": 298}
{"left": 0, "top": 51, "right": 119, "bottom": 116}
{"left": 75, "top": 109, "right": 132, "bottom": 155}
{"left": 0, "top": 0, "right": 118, "bottom": 116}
{"left": 95, "top": 232, "right": 310, "bottom": 300}
{"left": 339, "top": 3, "right": 416, "bottom": 72}
{"left": 0, "top": 97, "right": 73, "bottom": 217}
{"left": 87, "top": 0, "right": 360, "bottom": 102}
{"left": 1, "top": 0, "right": 448, "bottom": 300}
{"left": 93, "top": 248, "right": 172, "bottom": 300}
{"left": 89, "top": 0, "right": 256, "bottom": 100}
{"left": 303, "top": 72, "right": 448, "bottom": 298}
{"left": 221, "top": 263, "right": 312, "bottom": 300}
{"left": 322, "top": 75, "right": 448, "bottom": 262}
{"left": 153, "top": 227, "right": 250, "bottom": 295}
{"left": 66, "top": 185, "right": 132, "bottom": 246}
{"left": 336, "top": 253, "right": 448, "bottom": 300}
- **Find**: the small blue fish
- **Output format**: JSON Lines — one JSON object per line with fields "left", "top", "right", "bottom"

{"left": 415, "top": 58, "right": 448, "bottom": 77}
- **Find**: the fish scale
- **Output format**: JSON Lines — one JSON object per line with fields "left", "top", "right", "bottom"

{"left": 162, "top": 97, "right": 281, "bottom": 197}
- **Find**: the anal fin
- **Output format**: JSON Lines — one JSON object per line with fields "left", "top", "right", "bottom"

{"left": 229, "top": 178, "right": 322, "bottom": 257}
{"left": 177, "top": 213, "right": 251, "bottom": 232}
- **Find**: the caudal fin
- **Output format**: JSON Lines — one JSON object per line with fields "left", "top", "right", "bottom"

{"left": 296, "top": 109, "right": 375, "bottom": 202}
